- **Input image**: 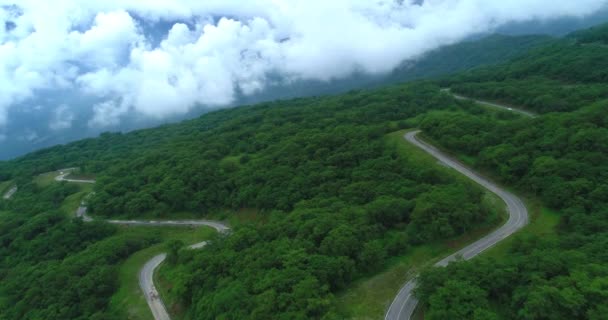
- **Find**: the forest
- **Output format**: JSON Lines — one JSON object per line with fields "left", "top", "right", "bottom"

{"left": 0, "top": 82, "right": 498, "bottom": 319}
{"left": 0, "top": 181, "right": 159, "bottom": 319}
{"left": 413, "top": 23, "right": 608, "bottom": 319}
{"left": 0, "top": 22, "right": 607, "bottom": 320}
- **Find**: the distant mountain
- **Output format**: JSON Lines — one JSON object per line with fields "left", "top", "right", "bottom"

{"left": 567, "top": 22, "right": 608, "bottom": 44}
{"left": 1, "top": 18, "right": 606, "bottom": 160}
{"left": 214, "top": 34, "right": 553, "bottom": 109}
{"left": 443, "top": 23, "right": 608, "bottom": 113}
{"left": 495, "top": 7, "right": 608, "bottom": 36}
{"left": 385, "top": 34, "right": 552, "bottom": 83}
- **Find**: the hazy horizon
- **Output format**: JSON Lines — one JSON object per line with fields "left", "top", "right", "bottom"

{"left": 1, "top": 0, "right": 608, "bottom": 160}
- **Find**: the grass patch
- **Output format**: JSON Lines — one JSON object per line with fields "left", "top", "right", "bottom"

{"left": 64, "top": 172, "right": 96, "bottom": 180}
{"left": 60, "top": 184, "right": 94, "bottom": 217}
{"left": 210, "top": 208, "right": 264, "bottom": 226}
{"left": 336, "top": 244, "right": 445, "bottom": 319}
{"left": 35, "top": 169, "right": 95, "bottom": 188}
{"left": 34, "top": 171, "right": 59, "bottom": 187}
{"left": 484, "top": 198, "right": 559, "bottom": 258}
{"left": 108, "top": 226, "right": 216, "bottom": 320}
{"left": 334, "top": 130, "right": 508, "bottom": 319}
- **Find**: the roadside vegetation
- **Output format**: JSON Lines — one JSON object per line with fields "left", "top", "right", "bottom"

{"left": 0, "top": 22, "right": 607, "bottom": 320}
{"left": 109, "top": 226, "right": 216, "bottom": 320}
{"left": 413, "top": 26, "right": 608, "bottom": 318}
{"left": 0, "top": 82, "right": 499, "bottom": 319}
{"left": 334, "top": 130, "right": 507, "bottom": 319}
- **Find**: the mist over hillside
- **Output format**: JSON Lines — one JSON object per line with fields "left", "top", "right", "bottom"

{"left": 1, "top": 1, "right": 607, "bottom": 160}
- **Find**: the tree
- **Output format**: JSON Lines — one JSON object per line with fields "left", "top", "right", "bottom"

{"left": 166, "top": 240, "right": 184, "bottom": 265}
{"left": 427, "top": 280, "right": 495, "bottom": 320}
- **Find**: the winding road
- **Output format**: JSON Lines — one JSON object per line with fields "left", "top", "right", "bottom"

{"left": 56, "top": 90, "right": 530, "bottom": 320}
{"left": 2, "top": 186, "right": 17, "bottom": 200}
{"left": 55, "top": 169, "right": 96, "bottom": 184}
{"left": 443, "top": 88, "right": 536, "bottom": 118}
{"left": 384, "top": 131, "right": 528, "bottom": 320}
{"left": 60, "top": 170, "right": 229, "bottom": 320}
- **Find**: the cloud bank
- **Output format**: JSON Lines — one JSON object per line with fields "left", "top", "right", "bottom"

{"left": 0, "top": 0, "right": 607, "bottom": 128}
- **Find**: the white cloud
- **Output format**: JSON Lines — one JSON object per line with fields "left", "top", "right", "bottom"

{"left": 18, "top": 129, "right": 38, "bottom": 142}
{"left": 68, "top": 10, "right": 142, "bottom": 69}
{"left": 0, "top": 0, "right": 607, "bottom": 127}
{"left": 49, "top": 104, "right": 74, "bottom": 130}
{"left": 88, "top": 100, "right": 129, "bottom": 127}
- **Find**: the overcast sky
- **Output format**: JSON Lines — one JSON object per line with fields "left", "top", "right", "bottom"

{"left": 0, "top": 0, "right": 607, "bottom": 141}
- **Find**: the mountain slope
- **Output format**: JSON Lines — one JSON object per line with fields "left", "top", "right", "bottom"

{"left": 0, "top": 82, "right": 506, "bottom": 319}
{"left": 0, "top": 33, "right": 549, "bottom": 161}
{"left": 412, "top": 24, "right": 608, "bottom": 320}
{"left": 442, "top": 23, "right": 608, "bottom": 113}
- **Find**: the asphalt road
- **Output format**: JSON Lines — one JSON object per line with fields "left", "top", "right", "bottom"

{"left": 139, "top": 240, "right": 217, "bottom": 320}
{"left": 59, "top": 170, "right": 229, "bottom": 320}
{"left": 76, "top": 203, "right": 230, "bottom": 232}
{"left": 2, "top": 186, "right": 17, "bottom": 200}
{"left": 384, "top": 131, "right": 529, "bottom": 320}
{"left": 55, "top": 170, "right": 96, "bottom": 184}
{"left": 75, "top": 200, "right": 229, "bottom": 320}
{"left": 140, "top": 253, "right": 171, "bottom": 320}
{"left": 442, "top": 88, "right": 536, "bottom": 118}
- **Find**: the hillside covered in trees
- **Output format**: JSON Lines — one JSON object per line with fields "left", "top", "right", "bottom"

{"left": 443, "top": 23, "right": 608, "bottom": 114}
{"left": 0, "top": 82, "right": 501, "bottom": 319}
{"left": 1, "top": 22, "right": 607, "bottom": 320}
{"left": 0, "top": 180, "right": 158, "bottom": 319}
{"left": 414, "top": 23, "right": 608, "bottom": 319}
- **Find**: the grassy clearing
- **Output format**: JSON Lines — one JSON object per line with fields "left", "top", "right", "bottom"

{"left": 108, "top": 226, "right": 216, "bottom": 320}
{"left": 35, "top": 169, "right": 95, "bottom": 188}
{"left": 334, "top": 130, "right": 508, "bottom": 319}
{"left": 484, "top": 198, "right": 559, "bottom": 258}
{"left": 34, "top": 171, "right": 59, "bottom": 187}
{"left": 64, "top": 172, "right": 96, "bottom": 180}
{"left": 337, "top": 244, "right": 445, "bottom": 319}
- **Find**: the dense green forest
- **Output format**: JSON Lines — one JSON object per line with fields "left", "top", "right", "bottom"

{"left": 414, "top": 24, "right": 608, "bottom": 319}
{"left": 0, "top": 83, "right": 498, "bottom": 319}
{"left": 386, "top": 34, "right": 551, "bottom": 84}
{"left": 442, "top": 23, "right": 608, "bottom": 114}
{"left": 0, "top": 182, "right": 159, "bottom": 319}
{"left": 1, "top": 22, "right": 607, "bottom": 320}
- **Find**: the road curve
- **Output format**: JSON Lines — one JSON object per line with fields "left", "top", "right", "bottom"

{"left": 55, "top": 170, "right": 96, "bottom": 184}
{"left": 60, "top": 170, "right": 229, "bottom": 320}
{"left": 141, "top": 253, "right": 170, "bottom": 320}
{"left": 2, "top": 186, "right": 17, "bottom": 200}
{"left": 76, "top": 203, "right": 230, "bottom": 232}
{"left": 76, "top": 203, "right": 229, "bottom": 320}
{"left": 139, "top": 241, "right": 215, "bottom": 320}
{"left": 384, "top": 131, "right": 529, "bottom": 320}
{"left": 442, "top": 88, "right": 536, "bottom": 118}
